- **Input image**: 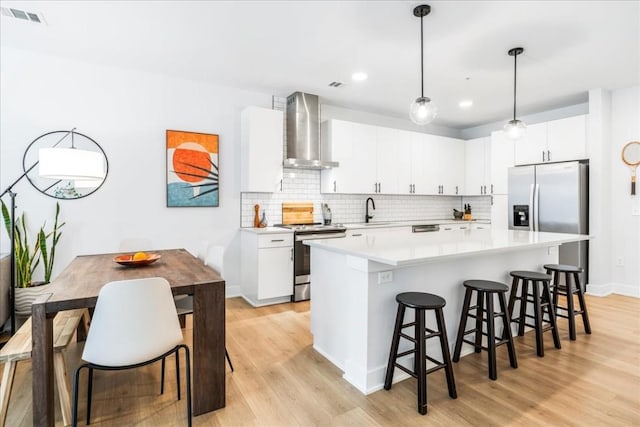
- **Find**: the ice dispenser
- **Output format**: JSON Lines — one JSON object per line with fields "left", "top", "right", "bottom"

{"left": 513, "top": 205, "right": 530, "bottom": 227}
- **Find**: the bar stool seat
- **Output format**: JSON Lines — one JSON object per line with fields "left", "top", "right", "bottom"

{"left": 453, "top": 280, "right": 517, "bottom": 380}
{"left": 384, "top": 292, "right": 457, "bottom": 415}
{"left": 544, "top": 264, "right": 592, "bottom": 340}
{"left": 507, "top": 270, "right": 561, "bottom": 357}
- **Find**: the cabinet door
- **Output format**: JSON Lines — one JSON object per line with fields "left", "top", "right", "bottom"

{"left": 411, "top": 133, "right": 440, "bottom": 195}
{"left": 465, "top": 138, "right": 486, "bottom": 195}
{"left": 514, "top": 122, "right": 547, "bottom": 165}
{"left": 437, "top": 136, "right": 465, "bottom": 195}
{"left": 491, "top": 194, "right": 508, "bottom": 230}
{"left": 490, "top": 130, "right": 515, "bottom": 194}
{"left": 346, "top": 123, "right": 378, "bottom": 194}
{"left": 546, "top": 115, "right": 587, "bottom": 162}
{"left": 241, "top": 107, "right": 284, "bottom": 192}
{"left": 377, "top": 127, "right": 411, "bottom": 194}
{"left": 321, "top": 120, "right": 352, "bottom": 193}
{"left": 257, "top": 246, "right": 293, "bottom": 299}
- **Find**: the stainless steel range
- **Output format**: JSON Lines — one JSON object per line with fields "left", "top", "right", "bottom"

{"left": 277, "top": 223, "right": 346, "bottom": 302}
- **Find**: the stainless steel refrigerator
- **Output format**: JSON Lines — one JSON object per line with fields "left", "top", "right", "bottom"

{"left": 508, "top": 161, "right": 589, "bottom": 284}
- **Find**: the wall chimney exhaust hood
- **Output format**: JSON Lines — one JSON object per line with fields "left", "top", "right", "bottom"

{"left": 284, "top": 92, "right": 338, "bottom": 169}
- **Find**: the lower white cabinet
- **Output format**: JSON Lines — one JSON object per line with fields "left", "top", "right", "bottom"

{"left": 241, "top": 231, "right": 293, "bottom": 306}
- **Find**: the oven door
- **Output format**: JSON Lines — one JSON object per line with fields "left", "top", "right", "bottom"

{"left": 293, "top": 232, "right": 346, "bottom": 301}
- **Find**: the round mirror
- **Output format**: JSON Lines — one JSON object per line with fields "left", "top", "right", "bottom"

{"left": 22, "top": 130, "right": 109, "bottom": 199}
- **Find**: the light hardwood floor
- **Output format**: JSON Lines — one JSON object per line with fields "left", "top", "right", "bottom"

{"left": 3, "top": 294, "right": 639, "bottom": 426}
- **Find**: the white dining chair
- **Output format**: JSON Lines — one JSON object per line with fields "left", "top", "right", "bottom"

{"left": 72, "top": 277, "right": 192, "bottom": 426}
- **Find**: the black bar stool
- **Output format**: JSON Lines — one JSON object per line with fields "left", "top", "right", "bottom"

{"left": 544, "top": 264, "right": 592, "bottom": 340}
{"left": 384, "top": 292, "right": 457, "bottom": 415}
{"left": 453, "top": 280, "right": 517, "bottom": 380}
{"left": 507, "top": 271, "right": 561, "bottom": 357}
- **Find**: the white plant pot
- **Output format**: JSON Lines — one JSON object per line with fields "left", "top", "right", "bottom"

{"left": 15, "top": 283, "right": 52, "bottom": 318}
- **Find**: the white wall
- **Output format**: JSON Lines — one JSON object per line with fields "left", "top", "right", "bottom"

{"left": 609, "top": 86, "right": 640, "bottom": 295}
{"left": 0, "top": 47, "right": 274, "bottom": 295}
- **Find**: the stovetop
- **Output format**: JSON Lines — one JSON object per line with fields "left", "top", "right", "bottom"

{"left": 276, "top": 223, "right": 347, "bottom": 233}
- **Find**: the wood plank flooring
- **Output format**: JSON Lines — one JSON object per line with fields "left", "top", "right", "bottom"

{"left": 2, "top": 294, "right": 639, "bottom": 426}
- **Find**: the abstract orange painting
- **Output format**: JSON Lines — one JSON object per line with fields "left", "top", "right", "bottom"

{"left": 166, "top": 130, "right": 219, "bottom": 207}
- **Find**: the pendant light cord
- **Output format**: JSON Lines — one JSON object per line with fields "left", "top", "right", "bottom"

{"left": 513, "top": 53, "right": 517, "bottom": 121}
{"left": 420, "top": 14, "right": 424, "bottom": 98}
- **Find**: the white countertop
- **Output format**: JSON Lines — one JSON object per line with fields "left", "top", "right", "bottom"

{"left": 239, "top": 226, "right": 293, "bottom": 235}
{"left": 305, "top": 229, "right": 590, "bottom": 266}
{"left": 342, "top": 218, "right": 490, "bottom": 230}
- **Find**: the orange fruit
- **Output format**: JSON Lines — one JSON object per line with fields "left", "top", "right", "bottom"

{"left": 133, "top": 252, "right": 147, "bottom": 261}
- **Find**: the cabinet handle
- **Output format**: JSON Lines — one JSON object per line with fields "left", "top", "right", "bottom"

{"left": 491, "top": 184, "right": 493, "bottom": 194}
{"left": 378, "top": 182, "right": 381, "bottom": 193}
{"left": 333, "top": 180, "right": 336, "bottom": 192}
{"left": 271, "top": 239, "right": 285, "bottom": 242}
{"left": 290, "top": 248, "right": 293, "bottom": 261}
{"left": 480, "top": 185, "right": 483, "bottom": 194}
{"left": 491, "top": 195, "right": 494, "bottom": 206}
{"left": 455, "top": 186, "right": 458, "bottom": 195}
{"left": 547, "top": 150, "right": 551, "bottom": 161}
{"left": 374, "top": 183, "right": 377, "bottom": 193}
{"left": 352, "top": 233, "right": 363, "bottom": 237}
{"left": 412, "top": 184, "right": 415, "bottom": 193}
{"left": 542, "top": 151, "right": 546, "bottom": 162}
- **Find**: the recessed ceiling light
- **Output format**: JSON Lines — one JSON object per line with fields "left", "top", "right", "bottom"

{"left": 459, "top": 100, "right": 473, "bottom": 109}
{"left": 351, "top": 72, "right": 368, "bottom": 82}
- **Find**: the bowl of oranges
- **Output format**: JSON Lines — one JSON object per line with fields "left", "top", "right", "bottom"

{"left": 114, "top": 251, "right": 161, "bottom": 267}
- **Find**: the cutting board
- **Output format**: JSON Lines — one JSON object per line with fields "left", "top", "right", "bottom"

{"left": 282, "top": 202, "right": 314, "bottom": 225}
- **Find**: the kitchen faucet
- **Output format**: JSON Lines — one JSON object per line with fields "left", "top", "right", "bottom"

{"left": 365, "top": 197, "right": 376, "bottom": 223}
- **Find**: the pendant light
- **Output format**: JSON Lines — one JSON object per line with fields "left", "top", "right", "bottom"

{"left": 409, "top": 4, "right": 437, "bottom": 125}
{"left": 504, "top": 47, "right": 526, "bottom": 140}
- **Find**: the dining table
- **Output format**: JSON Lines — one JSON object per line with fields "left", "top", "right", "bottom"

{"left": 31, "top": 248, "right": 226, "bottom": 426}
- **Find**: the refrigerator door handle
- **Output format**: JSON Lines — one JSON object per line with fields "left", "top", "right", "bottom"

{"left": 534, "top": 183, "right": 540, "bottom": 231}
{"left": 528, "top": 183, "right": 535, "bottom": 231}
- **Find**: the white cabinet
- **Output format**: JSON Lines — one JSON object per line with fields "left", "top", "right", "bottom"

{"left": 491, "top": 194, "right": 508, "bottom": 230}
{"left": 436, "top": 136, "right": 466, "bottom": 195}
{"left": 490, "top": 130, "right": 515, "bottom": 194}
{"left": 240, "top": 231, "right": 293, "bottom": 306}
{"left": 241, "top": 107, "right": 284, "bottom": 193}
{"left": 514, "top": 115, "right": 587, "bottom": 165}
{"left": 464, "top": 137, "right": 492, "bottom": 195}
{"left": 410, "top": 133, "right": 440, "bottom": 195}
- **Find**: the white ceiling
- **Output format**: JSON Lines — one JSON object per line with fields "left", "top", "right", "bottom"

{"left": 1, "top": 1, "right": 638, "bottom": 130}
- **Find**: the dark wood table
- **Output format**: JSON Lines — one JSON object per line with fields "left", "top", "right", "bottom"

{"left": 31, "top": 248, "right": 226, "bottom": 426}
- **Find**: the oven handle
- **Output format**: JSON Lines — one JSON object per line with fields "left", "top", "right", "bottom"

{"left": 296, "top": 232, "right": 346, "bottom": 241}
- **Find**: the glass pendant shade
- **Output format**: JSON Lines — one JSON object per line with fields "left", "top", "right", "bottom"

{"left": 410, "top": 96, "right": 438, "bottom": 125}
{"left": 504, "top": 119, "right": 527, "bottom": 140}
{"left": 38, "top": 147, "right": 106, "bottom": 180}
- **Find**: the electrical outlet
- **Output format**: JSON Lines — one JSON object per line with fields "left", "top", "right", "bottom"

{"left": 616, "top": 257, "right": 624, "bottom": 267}
{"left": 378, "top": 271, "right": 393, "bottom": 284}
{"left": 548, "top": 246, "right": 558, "bottom": 255}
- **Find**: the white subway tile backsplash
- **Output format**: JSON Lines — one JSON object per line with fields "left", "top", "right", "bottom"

{"left": 241, "top": 169, "right": 492, "bottom": 227}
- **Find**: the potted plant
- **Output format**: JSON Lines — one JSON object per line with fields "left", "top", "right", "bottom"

{"left": 1, "top": 200, "right": 65, "bottom": 317}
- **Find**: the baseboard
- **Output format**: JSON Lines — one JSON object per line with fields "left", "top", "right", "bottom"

{"left": 586, "top": 282, "right": 640, "bottom": 298}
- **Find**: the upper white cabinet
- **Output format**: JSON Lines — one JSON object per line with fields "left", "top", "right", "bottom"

{"left": 464, "top": 137, "right": 491, "bottom": 196}
{"left": 490, "top": 130, "right": 515, "bottom": 195}
{"left": 514, "top": 114, "right": 587, "bottom": 165}
{"left": 241, "top": 107, "right": 284, "bottom": 193}
{"left": 321, "top": 119, "right": 465, "bottom": 196}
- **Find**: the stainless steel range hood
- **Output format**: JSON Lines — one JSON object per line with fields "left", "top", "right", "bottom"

{"left": 284, "top": 92, "right": 338, "bottom": 169}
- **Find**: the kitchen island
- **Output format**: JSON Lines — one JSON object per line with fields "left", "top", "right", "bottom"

{"left": 305, "top": 229, "right": 590, "bottom": 395}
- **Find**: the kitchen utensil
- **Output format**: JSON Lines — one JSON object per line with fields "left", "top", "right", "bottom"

{"left": 453, "top": 209, "right": 463, "bottom": 219}
{"left": 282, "top": 202, "right": 314, "bottom": 224}
{"left": 621, "top": 141, "right": 640, "bottom": 195}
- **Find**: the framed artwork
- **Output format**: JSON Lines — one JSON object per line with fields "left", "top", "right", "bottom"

{"left": 166, "top": 130, "right": 219, "bottom": 207}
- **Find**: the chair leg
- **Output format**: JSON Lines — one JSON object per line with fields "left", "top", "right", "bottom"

{"left": 72, "top": 364, "right": 88, "bottom": 427}
{"left": 506, "top": 276, "right": 519, "bottom": 337}
{"left": 160, "top": 357, "right": 166, "bottom": 395}
{"left": 543, "top": 280, "right": 562, "bottom": 350}
{"left": 54, "top": 352, "right": 73, "bottom": 426}
{"left": 225, "top": 349, "right": 234, "bottom": 372}
{"left": 435, "top": 307, "right": 457, "bottom": 399}
{"left": 574, "top": 272, "right": 592, "bottom": 334}
{"left": 565, "top": 272, "right": 577, "bottom": 340}
{"left": 532, "top": 280, "right": 545, "bottom": 357}
{"left": 485, "top": 292, "right": 497, "bottom": 380}
{"left": 517, "top": 279, "right": 528, "bottom": 337}
{"left": 499, "top": 292, "right": 518, "bottom": 369}
{"left": 176, "top": 351, "right": 181, "bottom": 401}
{"left": 384, "top": 304, "right": 405, "bottom": 390}
{"left": 453, "top": 288, "right": 473, "bottom": 362}
{"left": 474, "top": 291, "right": 484, "bottom": 353}
{"left": 87, "top": 367, "right": 94, "bottom": 425}
{"left": 180, "top": 345, "right": 193, "bottom": 427}
{"left": 0, "top": 361, "right": 17, "bottom": 427}
{"left": 415, "top": 308, "right": 427, "bottom": 415}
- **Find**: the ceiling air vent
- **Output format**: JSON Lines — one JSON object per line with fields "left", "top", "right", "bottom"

{"left": 328, "top": 81, "right": 344, "bottom": 88}
{"left": 0, "top": 7, "right": 46, "bottom": 24}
